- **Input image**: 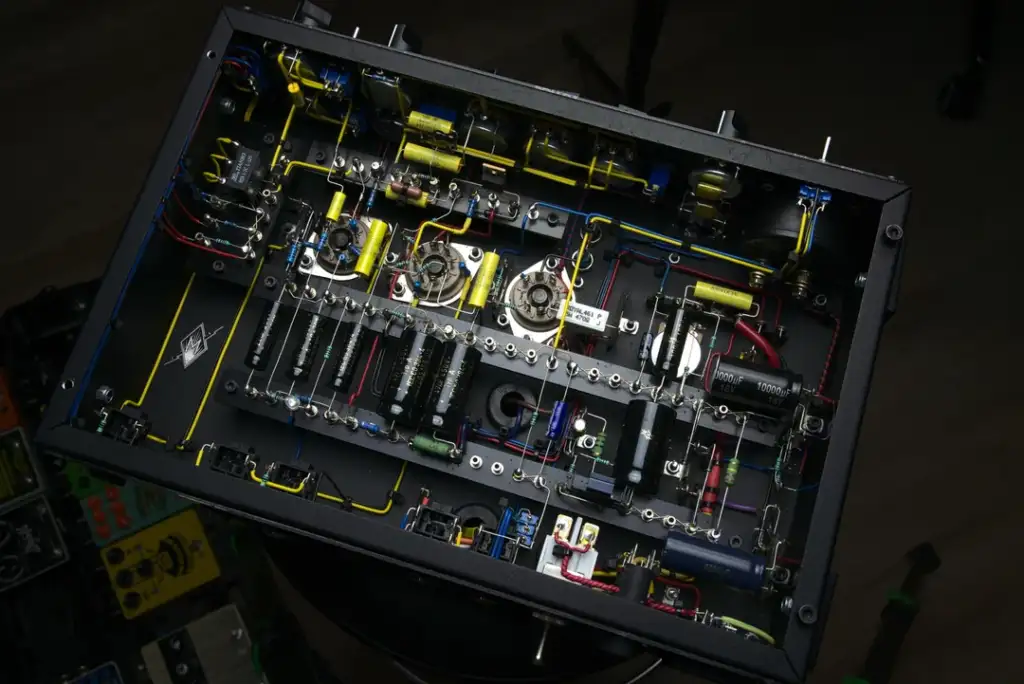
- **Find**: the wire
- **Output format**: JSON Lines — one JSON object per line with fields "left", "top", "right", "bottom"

{"left": 733, "top": 318, "right": 781, "bottom": 369}
{"left": 552, "top": 233, "right": 590, "bottom": 350}
{"left": 818, "top": 315, "right": 841, "bottom": 393}
{"left": 270, "top": 105, "right": 297, "bottom": 168}
{"left": 146, "top": 434, "right": 167, "bottom": 445}
{"left": 717, "top": 616, "right": 776, "bottom": 645}
{"left": 162, "top": 219, "right": 243, "bottom": 260}
{"left": 393, "top": 660, "right": 432, "bottom": 684}
{"left": 560, "top": 555, "right": 619, "bottom": 592}
{"left": 181, "top": 258, "right": 263, "bottom": 444}
{"left": 622, "top": 658, "right": 662, "bottom": 684}
{"left": 316, "top": 461, "right": 407, "bottom": 515}
{"left": 348, "top": 336, "right": 379, "bottom": 406}
{"left": 121, "top": 274, "right": 195, "bottom": 410}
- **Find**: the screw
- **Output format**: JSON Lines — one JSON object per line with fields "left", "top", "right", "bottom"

{"left": 212, "top": 260, "right": 225, "bottom": 273}
{"left": 218, "top": 97, "right": 236, "bottom": 115}
{"left": 264, "top": 276, "right": 278, "bottom": 290}
{"left": 224, "top": 380, "right": 238, "bottom": 394}
{"left": 797, "top": 604, "right": 818, "bottom": 625}
{"left": 314, "top": 150, "right": 326, "bottom": 163}
{"left": 95, "top": 386, "right": 114, "bottom": 404}
{"left": 883, "top": 224, "right": 903, "bottom": 244}
{"left": 262, "top": 132, "right": 276, "bottom": 145}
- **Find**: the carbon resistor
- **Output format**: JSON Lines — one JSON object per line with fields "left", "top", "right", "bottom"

{"left": 467, "top": 252, "right": 500, "bottom": 309}
{"left": 290, "top": 314, "right": 324, "bottom": 379}
{"left": 354, "top": 219, "right": 388, "bottom": 278}
{"left": 366, "top": 187, "right": 377, "bottom": 211}
{"left": 286, "top": 241, "right": 300, "bottom": 266}
{"left": 359, "top": 421, "right": 382, "bottom": 436}
{"left": 593, "top": 432, "right": 606, "bottom": 459}
{"left": 725, "top": 458, "right": 740, "bottom": 487}
{"left": 701, "top": 459, "right": 721, "bottom": 515}
{"left": 246, "top": 301, "right": 282, "bottom": 370}
{"left": 330, "top": 323, "right": 366, "bottom": 392}
{"left": 546, "top": 401, "right": 568, "bottom": 439}
{"left": 316, "top": 227, "right": 329, "bottom": 251}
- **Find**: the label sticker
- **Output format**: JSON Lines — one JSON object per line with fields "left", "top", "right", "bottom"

{"left": 165, "top": 323, "right": 223, "bottom": 369}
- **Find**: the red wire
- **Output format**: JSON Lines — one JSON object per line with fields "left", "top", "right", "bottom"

{"left": 734, "top": 318, "right": 781, "bottom": 368}
{"left": 560, "top": 555, "right": 619, "bottom": 593}
{"left": 777, "top": 556, "right": 803, "bottom": 566}
{"left": 161, "top": 220, "right": 241, "bottom": 259}
{"left": 468, "top": 208, "right": 495, "bottom": 238}
{"left": 655, "top": 577, "right": 702, "bottom": 610}
{"left": 554, "top": 535, "right": 593, "bottom": 554}
{"left": 348, "top": 336, "right": 379, "bottom": 406}
{"left": 798, "top": 446, "right": 810, "bottom": 475}
{"left": 172, "top": 191, "right": 204, "bottom": 226}
{"left": 645, "top": 598, "right": 696, "bottom": 617}
{"left": 817, "top": 316, "right": 841, "bottom": 394}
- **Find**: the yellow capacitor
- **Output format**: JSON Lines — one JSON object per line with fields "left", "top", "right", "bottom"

{"left": 467, "top": 252, "right": 500, "bottom": 309}
{"left": 694, "top": 182, "right": 726, "bottom": 201}
{"left": 384, "top": 185, "right": 429, "bottom": 208}
{"left": 693, "top": 281, "right": 754, "bottom": 311}
{"left": 403, "top": 142, "right": 463, "bottom": 173}
{"left": 354, "top": 219, "right": 388, "bottom": 278}
{"left": 287, "top": 81, "right": 305, "bottom": 108}
{"left": 326, "top": 191, "right": 347, "bottom": 222}
{"left": 407, "top": 111, "right": 454, "bottom": 135}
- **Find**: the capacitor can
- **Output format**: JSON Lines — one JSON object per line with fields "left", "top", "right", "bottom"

{"left": 379, "top": 328, "right": 443, "bottom": 427}
{"left": 613, "top": 400, "right": 674, "bottom": 496}
{"left": 328, "top": 323, "right": 365, "bottom": 392}
{"left": 662, "top": 530, "right": 765, "bottom": 591}
{"left": 427, "top": 341, "right": 482, "bottom": 429}
{"left": 708, "top": 356, "right": 803, "bottom": 416}
{"left": 545, "top": 401, "right": 568, "bottom": 440}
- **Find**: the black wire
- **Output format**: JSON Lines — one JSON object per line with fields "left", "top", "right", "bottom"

{"left": 320, "top": 471, "right": 349, "bottom": 501}
{"left": 393, "top": 660, "right": 433, "bottom": 684}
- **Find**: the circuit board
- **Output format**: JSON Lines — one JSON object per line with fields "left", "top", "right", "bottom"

{"left": 38, "top": 9, "right": 907, "bottom": 683}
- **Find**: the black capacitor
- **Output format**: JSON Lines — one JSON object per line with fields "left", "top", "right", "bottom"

{"left": 328, "top": 322, "right": 365, "bottom": 392}
{"left": 614, "top": 400, "right": 674, "bottom": 496}
{"left": 662, "top": 530, "right": 765, "bottom": 591}
{"left": 289, "top": 313, "right": 324, "bottom": 380}
{"left": 246, "top": 301, "right": 282, "bottom": 370}
{"left": 427, "top": 341, "right": 482, "bottom": 429}
{"left": 655, "top": 302, "right": 688, "bottom": 381}
{"left": 379, "top": 328, "right": 443, "bottom": 427}
{"left": 707, "top": 356, "right": 802, "bottom": 416}
{"left": 617, "top": 563, "right": 654, "bottom": 604}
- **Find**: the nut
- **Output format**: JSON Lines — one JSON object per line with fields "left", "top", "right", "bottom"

{"left": 469, "top": 455, "right": 483, "bottom": 469}
{"left": 490, "top": 462, "right": 505, "bottom": 476}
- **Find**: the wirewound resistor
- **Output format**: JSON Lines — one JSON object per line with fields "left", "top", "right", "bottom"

{"left": 326, "top": 191, "right": 347, "bottom": 222}
{"left": 411, "top": 434, "right": 453, "bottom": 459}
{"left": 330, "top": 323, "right": 365, "bottom": 392}
{"left": 546, "top": 401, "right": 568, "bottom": 439}
{"left": 593, "top": 432, "right": 606, "bottom": 459}
{"left": 246, "top": 301, "right": 282, "bottom": 370}
{"left": 468, "top": 252, "right": 500, "bottom": 309}
{"left": 354, "top": 219, "right": 388, "bottom": 278}
{"left": 290, "top": 314, "right": 324, "bottom": 379}
{"left": 725, "top": 458, "right": 740, "bottom": 487}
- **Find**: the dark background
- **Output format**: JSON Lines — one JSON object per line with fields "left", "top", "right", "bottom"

{"left": 2, "top": 1, "right": 1022, "bottom": 681}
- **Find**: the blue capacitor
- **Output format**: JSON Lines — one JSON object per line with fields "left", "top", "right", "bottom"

{"left": 662, "top": 530, "right": 765, "bottom": 591}
{"left": 546, "top": 401, "right": 568, "bottom": 439}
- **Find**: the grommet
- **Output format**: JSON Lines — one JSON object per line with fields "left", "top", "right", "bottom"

{"left": 469, "top": 455, "right": 483, "bottom": 469}
{"left": 797, "top": 604, "right": 818, "bottom": 625}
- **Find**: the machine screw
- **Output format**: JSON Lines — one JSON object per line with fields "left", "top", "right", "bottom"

{"left": 212, "top": 260, "right": 225, "bottom": 273}
{"left": 95, "top": 386, "right": 114, "bottom": 404}
{"left": 748, "top": 270, "right": 766, "bottom": 291}
{"left": 883, "top": 224, "right": 903, "bottom": 244}
{"left": 262, "top": 132, "right": 276, "bottom": 145}
{"left": 798, "top": 604, "right": 818, "bottom": 625}
{"left": 218, "top": 97, "right": 236, "bottom": 115}
{"left": 224, "top": 380, "right": 238, "bottom": 394}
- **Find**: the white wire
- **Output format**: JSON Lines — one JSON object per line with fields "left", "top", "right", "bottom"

{"left": 623, "top": 657, "right": 663, "bottom": 684}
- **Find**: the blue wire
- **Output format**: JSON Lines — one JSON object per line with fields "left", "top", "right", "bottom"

{"left": 804, "top": 210, "right": 820, "bottom": 255}
{"left": 739, "top": 463, "right": 775, "bottom": 473}
{"left": 659, "top": 260, "right": 671, "bottom": 291}
{"left": 399, "top": 512, "right": 409, "bottom": 530}
{"left": 229, "top": 46, "right": 263, "bottom": 63}
{"left": 492, "top": 508, "right": 512, "bottom": 558}
{"left": 510, "top": 409, "right": 522, "bottom": 440}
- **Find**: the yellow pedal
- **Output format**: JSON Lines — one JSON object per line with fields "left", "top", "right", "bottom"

{"left": 102, "top": 508, "right": 220, "bottom": 619}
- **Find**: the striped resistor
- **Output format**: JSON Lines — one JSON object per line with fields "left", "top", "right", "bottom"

{"left": 593, "top": 431, "right": 606, "bottom": 459}
{"left": 725, "top": 458, "right": 740, "bottom": 487}
{"left": 286, "top": 241, "right": 300, "bottom": 265}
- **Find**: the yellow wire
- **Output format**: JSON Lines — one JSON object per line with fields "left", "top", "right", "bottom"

{"left": 194, "top": 445, "right": 206, "bottom": 467}
{"left": 523, "top": 167, "right": 579, "bottom": 187}
{"left": 411, "top": 216, "right": 474, "bottom": 255}
{"left": 243, "top": 96, "right": 258, "bottom": 122}
{"left": 456, "top": 146, "right": 516, "bottom": 167}
{"left": 394, "top": 132, "right": 407, "bottom": 163}
{"left": 122, "top": 274, "right": 195, "bottom": 411}
{"left": 276, "top": 51, "right": 325, "bottom": 90}
{"left": 270, "top": 105, "right": 297, "bottom": 169}
{"left": 315, "top": 462, "right": 407, "bottom": 515}
{"left": 795, "top": 208, "right": 809, "bottom": 256}
{"left": 146, "top": 434, "right": 168, "bottom": 445}
{"left": 214, "top": 137, "right": 234, "bottom": 156}
{"left": 182, "top": 258, "right": 262, "bottom": 444}
{"left": 337, "top": 99, "right": 353, "bottom": 144}
{"left": 249, "top": 466, "right": 306, "bottom": 494}
{"left": 592, "top": 570, "right": 617, "bottom": 578}
{"left": 551, "top": 233, "right": 590, "bottom": 350}
{"left": 718, "top": 616, "right": 776, "bottom": 645}
{"left": 453, "top": 278, "right": 472, "bottom": 319}
{"left": 690, "top": 246, "right": 773, "bottom": 273}
{"left": 284, "top": 160, "right": 332, "bottom": 177}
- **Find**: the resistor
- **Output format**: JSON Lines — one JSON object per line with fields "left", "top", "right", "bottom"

{"left": 725, "top": 458, "right": 740, "bottom": 487}
{"left": 411, "top": 434, "right": 453, "bottom": 459}
{"left": 316, "top": 228, "right": 329, "bottom": 251}
{"left": 366, "top": 187, "right": 377, "bottom": 211}
{"left": 290, "top": 314, "right": 324, "bottom": 379}
{"left": 246, "top": 301, "right": 282, "bottom": 370}
{"left": 286, "top": 241, "right": 300, "bottom": 265}
{"left": 701, "top": 459, "right": 721, "bottom": 515}
{"left": 359, "top": 421, "right": 382, "bottom": 436}
{"left": 638, "top": 332, "right": 654, "bottom": 362}
{"left": 466, "top": 196, "right": 479, "bottom": 218}
{"left": 593, "top": 432, "right": 606, "bottom": 459}
{"left": 546, "top": 401, "right": 568, "bottom": 439}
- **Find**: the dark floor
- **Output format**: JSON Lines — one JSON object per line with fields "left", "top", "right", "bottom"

{"left": 3, "top": 1, "right": 1023, "bottom": 682}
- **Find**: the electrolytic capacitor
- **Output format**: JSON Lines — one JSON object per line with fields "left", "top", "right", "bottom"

{"left": 246, "top": 301, "right": 282, "bottom": 370}
{"left": 662, "top": 530, "right": 765, "bottom": 591}
{"left": 379, "top": 328, "right": 443, "bottom": 427}
{"left": 701, "top": 457, "right": 721, "bottom": 515}
{"left": 427, "top": 341, "right": 482, "bottom": 429}
{"left": 614, "top": 400, "right": 674, "bottom": 496}
{"left": 708, "top": 356, "right": 803, "bottom": 416}
{"left": 329, "top": 323, "right": 366, "bottom": 392}
{"left": 290, "top": 314, "right": 324, "bottom": 379}
{"left": 545, "top": 401, "right": 569, "bottom": 440}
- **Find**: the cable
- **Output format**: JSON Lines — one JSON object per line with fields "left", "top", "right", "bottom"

{"left": 622, "top": 657, "right": 662, "bottom": 684}
{"left": 316, "top": 461, "right": 407, "bottom": 515}
{"left": 181, "top": 257, "right": 263, "bottom": 444}
{"left": 733, "top": 318, "right": 781, "bottom": 369}
{"left": 121, "top": 274, "right": 195, "bottom": 410}
{"left": 560, "top": 555, "right": 619, "bottom": 592}
{"left": 818, "top": 315, "right": 841, "bottom": 394}
{"left": 162, "top": 219, "right": 244, "bottom": 260}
